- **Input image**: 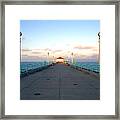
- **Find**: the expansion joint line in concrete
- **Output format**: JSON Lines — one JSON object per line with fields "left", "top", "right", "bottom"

{"left": 58, "top": 72, "right": 61, "bottom": 100}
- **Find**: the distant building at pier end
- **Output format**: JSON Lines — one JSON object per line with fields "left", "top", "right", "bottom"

{"left": 56, "top": 57, "right": 64, "bottom": 63}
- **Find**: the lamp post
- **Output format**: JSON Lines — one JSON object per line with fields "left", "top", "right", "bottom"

{"left": 20, "top": 32, "right": 22, "bottom": 62}
{"left": 71, "top": 52, "right": 74, "bottom": 64}
{"left": 20, "top": 32, "right": 22, "bottom": 74}
{"left": 53, "top": 56, "right": 54, "bottom": 63}
{"left": 48, "top": 52, "right": 49, "bottom": 65}
{"left": 98, "top": 32, "right": 100, "bottom": 64}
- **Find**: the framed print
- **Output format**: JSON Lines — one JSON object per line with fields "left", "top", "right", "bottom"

{"left": 0, "top": 0, "right": 119, "bottom": 119}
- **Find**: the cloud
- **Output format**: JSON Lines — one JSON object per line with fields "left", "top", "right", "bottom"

{"left": 22, "top": 54, "right": 29, "bottom": 57}
{"left": 53, "top": 50, "right": 62, "bottom": 53}
{"left": 92, "top": 48, "right": 98, "bottom": 52}
{"left": 74, "top": 45, "right": 97, "bottom": 50}
{"left": 88, "top": 54, "right": 98, "bottom": 59}
{"left": 31, "top": 51, "right": 41, "bottom": 54}
{"left": 44, "top": 48, "right": 52, "bottom": 51}
{"left": 22, "top": 49, "right": 32, "bottom": 52}
{"left": 22, "top": 54, "right": 45, "bottom": 61}
{"left": 72, "top": 52, "right": 98, "bottom": 60}
{"left": 21, "top": 46, "right": 99, "bottom": 62}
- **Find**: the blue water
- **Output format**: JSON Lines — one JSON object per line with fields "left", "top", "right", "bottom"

{"left": 20, "top": 61, "right": 50, "bottom": 74}
{"left": 21, "top": 61, "right": 100, "bottom": 75}
{"left": 72, "top": 62, "right": 100, "bottom": 73}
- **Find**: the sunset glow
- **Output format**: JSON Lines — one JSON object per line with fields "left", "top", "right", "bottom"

{"left": 20, "top": 20, "right": 100, "bottom": 62}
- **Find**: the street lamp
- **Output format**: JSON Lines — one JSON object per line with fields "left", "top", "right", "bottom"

{"left": 20, "top": 32, "right": 22, "bottom": 75}
{"left": 98, "top": 32, "right": 100, "bottom": 64}
{"left": 53, "top": 56, "right": 54, "bottom": 63}
{"left": 71, "top": 52, "right": 74, "bottom": 64}
{"left": 20, "top": 32, "right": 22, "bottom": 62}
{"left": 48, "top": 52, "right": 49, "bottom": 65}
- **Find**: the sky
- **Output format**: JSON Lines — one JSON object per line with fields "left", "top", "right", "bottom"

{"left": 20, "top": 20, "right": 100, "bottom": 62}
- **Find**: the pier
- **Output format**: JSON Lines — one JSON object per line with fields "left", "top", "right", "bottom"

{"left": 20, "top": 63, "right": 100, "bottom": 100}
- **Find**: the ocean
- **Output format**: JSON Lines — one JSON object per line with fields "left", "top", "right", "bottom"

{"left": 20, "top": 61, "right": 49, "bottom": 74}
{"left": 20, "top": 61, "right": 100, "bottom": 75}
{"left": 72, "top": 62, "right": 100, "bottom": 73}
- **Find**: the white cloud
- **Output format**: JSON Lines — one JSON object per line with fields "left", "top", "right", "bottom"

{"left": 21, "top": 43, "right": 99, "bottom": 62}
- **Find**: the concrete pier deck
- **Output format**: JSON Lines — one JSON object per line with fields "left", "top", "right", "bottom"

{"left": 20, "top": 63, "right": 100, "bottom": 100}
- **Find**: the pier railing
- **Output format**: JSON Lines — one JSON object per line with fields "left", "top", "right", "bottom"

{"left": 20, "top": 61, "right": 55, "bottom": 77}
{"left": 69, "top": 62, "right": 100, "bottom": 74}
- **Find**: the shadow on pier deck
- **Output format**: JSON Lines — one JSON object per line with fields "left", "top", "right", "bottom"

{"left": 20, "top": 63, "right": 100, "bottom": 100}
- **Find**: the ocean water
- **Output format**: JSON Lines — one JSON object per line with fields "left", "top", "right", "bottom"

{"left": 20, "top": 61, "right": 100, "bottom": 75}
{"left": 20, "top": 61, "right": 49, "bottom": 74}
{"left": 72, "top": 62, "right": 100, "bottom": 73}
